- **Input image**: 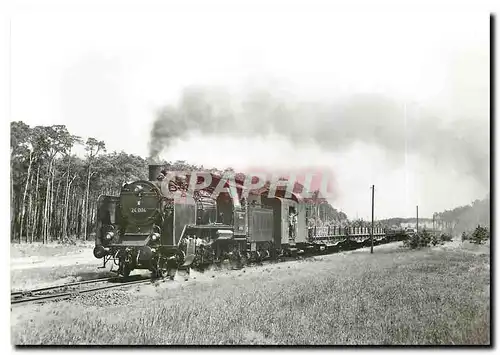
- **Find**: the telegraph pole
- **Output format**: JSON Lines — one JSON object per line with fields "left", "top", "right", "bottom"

{"left": 416, "top": 205, "right": 419, "bottom": 233}
{"left": 371, "top": 185, "right": 374, "bottom": 254}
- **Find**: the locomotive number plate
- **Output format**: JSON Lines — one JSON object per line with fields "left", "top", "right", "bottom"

{"left": 130, "top": 207, "right": 147, "bottom": 213}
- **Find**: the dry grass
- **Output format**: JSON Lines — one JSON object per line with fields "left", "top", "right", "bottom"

{"left": 10, "top": 263, "right": 117, "bottom": 291}
{"left": 10, "top": 241, "right": 94, "bottom": 259}
{"left": 11, "top": 242, "right": 490, "bottom": 345}
{"left": 10, "top": 242, "right": 108, "bottom": 290}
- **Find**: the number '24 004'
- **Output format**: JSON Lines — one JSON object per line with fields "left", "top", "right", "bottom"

{"left": 130, "top": 207, "right": 147, "bottom": 213}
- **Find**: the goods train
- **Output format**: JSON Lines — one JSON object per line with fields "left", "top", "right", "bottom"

{"left": 93, "top": 165, "right": 407, "bottom": 277}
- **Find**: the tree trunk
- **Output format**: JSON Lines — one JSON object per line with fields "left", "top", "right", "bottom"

{"left": 19, "top": 151, "right": 33, "bottom": 243}
{"left": 42, "top": 160, "right": 51, "bottom": 244}
{"left": 52, "top": 172, "right": 63, "bottom": 240}
{"left": 66, "top": 175, "right": 76, "bottom": 237}
{"left": 47, "top": 166, "right": 57, "bottom": 242}
{"left": 83, "top": 165, "right": 92, "bottom": 240}
{"left": 10, "top": 160, "right": 15, "bottom": 242}
{"left": 27, "top": 171, "right": 34, "bottom": 243}
{"left": 77, "top": 192, "right": 83, "bottom": 238}
{"left": 71, "top": 189, "right": 79, "bottom": 238}
{"left": 13, "top": 194, "right": 19, "bottom": 242}
{"left": 88, "top": 191, "right": 97, "bottom": 238}
{"left": 74, "top": 191, "right": 79, "bottom": 237}
{"left": 62, "top": 159, "right": 72, "bottom": 240}
{"left": 31, "top": 166, "right": 40, "bottom": 243}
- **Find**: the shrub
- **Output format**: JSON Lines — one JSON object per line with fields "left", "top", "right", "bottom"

{"left": 403, "top": 232, "right": 419, "bottom": 249}
{"left": 420, "top": 230, "right": 432, "bottom": 247}
{"left": 404, "top": 230, "right": 431, "bottom": 249}
{"left": 431, "top": 233, "right": 440, "bottom": 246}
{"left": 404, "top": 230, "right": 452, "bottom": 249}
{"left": 441, "top": 233, "right": 453, "bottom": 242}
{"left": 469, "top": 225, "right": 489, "bottom": 245}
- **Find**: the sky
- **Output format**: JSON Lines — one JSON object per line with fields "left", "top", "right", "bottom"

{"left": 8, "top": 3, "right": 491, "bottom": 220}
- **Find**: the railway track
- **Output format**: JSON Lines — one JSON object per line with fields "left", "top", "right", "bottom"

{"left": 11, "top": 275, "right": 152, "bottom": 306}
{"left": 11, "top": 238, "right": 403, "bottom": 306}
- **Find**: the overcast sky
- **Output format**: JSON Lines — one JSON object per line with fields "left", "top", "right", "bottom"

{"left": 9, "top": 5, "right": 490, "bottom": 219}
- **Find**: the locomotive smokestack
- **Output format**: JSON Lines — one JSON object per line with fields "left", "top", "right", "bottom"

{"left": 148, "top": 165, "right": 164, "bottom": 181}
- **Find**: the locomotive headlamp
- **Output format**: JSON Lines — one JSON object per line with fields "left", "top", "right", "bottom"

{"left": 134, "top": 185, "right": 144, "bottom": 195}
{"left": 151, "top": 233, "right": 160, "bottom": 241}
{"left": 105, "top": 231, "right": 114, "bottom": 240}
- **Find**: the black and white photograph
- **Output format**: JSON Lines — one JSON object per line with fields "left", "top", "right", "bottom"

{"left": 6, "top": 0, "right": 492, "bottom": 346}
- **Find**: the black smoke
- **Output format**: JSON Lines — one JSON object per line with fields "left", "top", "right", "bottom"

{"left": 149, "top": 86, "right": 489, "bottom": 188}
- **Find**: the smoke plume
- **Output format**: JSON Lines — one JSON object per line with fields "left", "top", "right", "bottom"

{"left": 149, "top": 86, "right": 489, "bottom": 188}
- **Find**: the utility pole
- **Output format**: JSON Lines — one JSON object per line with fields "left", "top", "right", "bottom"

{"left": 416, "top": 205, "right": 419, "bottom": 233}
{"left": 371, "top": 185, "right": 375, "bottom": 254}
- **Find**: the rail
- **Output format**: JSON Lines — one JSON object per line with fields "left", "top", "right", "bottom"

{"left": 11, "top": 275, "right": 151, "bottom": 306}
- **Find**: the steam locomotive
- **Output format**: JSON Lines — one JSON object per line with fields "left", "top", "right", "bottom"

{"left": 93, "top": 165, "right": 404, "bottom": 277}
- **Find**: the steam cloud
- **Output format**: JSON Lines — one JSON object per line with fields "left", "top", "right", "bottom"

{"left": 149, "top": 86, "right": 489, "bottom": 188}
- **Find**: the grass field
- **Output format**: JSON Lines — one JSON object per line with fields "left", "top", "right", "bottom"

{"left": 11, "top": 241, "right": 490, "bottom": 345}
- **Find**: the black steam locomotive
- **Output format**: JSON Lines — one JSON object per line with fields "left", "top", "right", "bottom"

{"left": 93, "top": 165, "right": 403, "bottom": 277}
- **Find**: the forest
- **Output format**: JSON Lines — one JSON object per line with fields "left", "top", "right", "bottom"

{"left": 10, "top": 121, "right": 489, "bottom": 244}
{"left": 10, "top": 121, "right": 348, "bottom": 243}
{"left": 11, "top": 121, "right": 145, "bottom": 243}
